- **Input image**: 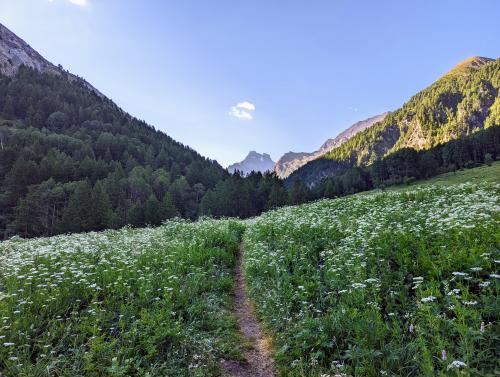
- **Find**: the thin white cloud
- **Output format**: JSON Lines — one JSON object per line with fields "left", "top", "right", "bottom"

{"left": 229, "top": 101, "right": 256, "bottom": 120}
{"left": 48, "top": 0, "right": 88, "bottom": 6}
{"left": 68, "top": 0, "right": 87, "bottom": 5}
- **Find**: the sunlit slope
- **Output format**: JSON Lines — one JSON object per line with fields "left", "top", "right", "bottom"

{"left": 1, "top": 162, "right": 499, "bottom": 376}
{"left": 394, "top": 160, "right": 500, "bottom": 188}
{"left": 244, "top": 175, "right": 500, "bottom": 376}
{"left": 289, "top": 58, "right": 499, "bottom": 186}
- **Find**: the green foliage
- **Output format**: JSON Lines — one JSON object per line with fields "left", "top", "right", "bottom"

{"left": 0, "top": 219, "right": 246, "bottom": 376}
{"left": 291, "top": 59, "right": 500, "bottom": 186}
{"left": 244, "top": 182, "right": 500, "bottom": 376}
{"left": 0, "top": 67, "right": 289, "bottom": 238}
{"left": 1, "top": 165, "right": 499, "bottom": 376}
{"left": 313, "top": 126, "right": 500, "bottom": 200}
{"left": 200, "top": 172, "right": 289, "bottom": 218}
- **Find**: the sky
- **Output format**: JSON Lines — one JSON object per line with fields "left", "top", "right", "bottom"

{"left": 1, "top": 0, "right": 499, "bottom": 166}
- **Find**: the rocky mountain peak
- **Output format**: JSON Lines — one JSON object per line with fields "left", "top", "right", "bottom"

{"left": 0, "top": 22, "right": 103, "bottom": 97}
{"left": 227, "top": 151, "right": 275, "bottom": 175}
{"left": 0, "top": 23, "right": 59, "bottom": 76}
{"left": 444, "top": 56, "right": 495, "bottom": 77}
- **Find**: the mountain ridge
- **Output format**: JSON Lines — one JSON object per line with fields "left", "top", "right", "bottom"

{"left": 444, "top": 56, "right": 494, "bottom": 77}
{"left": 288, "top": 56, "right": 499, "bottom": 186}
{"left": 0, "top": 22, "right": 103, "bottom": 97}
{"left": 274, "top": 112, "right": 389, "bottom": 178}
{"left": 227, "top": 151, "right": 275, "bottom": 175}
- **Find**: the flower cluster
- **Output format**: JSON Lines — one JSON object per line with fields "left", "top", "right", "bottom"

{"left": 244, "top": 182, "right": 499, "bottom": 376}
{"left": 0, "top": 219, "right": 244, "bottom": 376}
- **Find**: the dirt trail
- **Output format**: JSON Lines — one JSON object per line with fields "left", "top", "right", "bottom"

{"left": 220, "top": 243, "right": 276, "bottom": 377}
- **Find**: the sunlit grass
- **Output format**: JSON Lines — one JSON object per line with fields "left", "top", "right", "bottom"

{"left": 0, "top": 219, "right": 245, "bottom": 376}
{"left": 244, "top": 181, "right": 500, "bottom": 376}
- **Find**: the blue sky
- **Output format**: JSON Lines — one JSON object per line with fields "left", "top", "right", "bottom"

{"left": 1, "top": 1, "right": 499, "bottom": 166}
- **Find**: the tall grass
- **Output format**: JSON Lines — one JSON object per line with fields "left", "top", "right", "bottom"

{"left": 0, "top": 219, "right": 245, "bottom": 376}
{"left": 244, "top": 182, "right": 500, "bottom": 376}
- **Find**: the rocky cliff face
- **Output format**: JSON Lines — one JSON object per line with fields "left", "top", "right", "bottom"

{"left": 317, "top": 112, "right": 390, "bottom": 154}
{"left": 227, "top": 151, "right": 275, "bottom": 175}
{"left": 274, "top": 112, "right": 389, "bottom": 178}
{"left": 273, "top": 151, "right": 314, "bottom": 179}
{"left": 0, "top": 23, "right": 57, "bottom": 76}
{"left": 0, "top": 22, "right": 103, "bottom": 97}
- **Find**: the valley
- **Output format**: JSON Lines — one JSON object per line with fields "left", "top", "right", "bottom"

{"left": 0, "top": 5, "right": 499, "bottom": 376}
{"left": 1, "top": 163, "right": 498, "bottom": 376}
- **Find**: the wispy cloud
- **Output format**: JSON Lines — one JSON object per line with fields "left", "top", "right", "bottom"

{"left": 229, "top": 101, "right": 256, "bottom": 120}
{"left": 49, "top": 0, "right": 88, "bottom": 6}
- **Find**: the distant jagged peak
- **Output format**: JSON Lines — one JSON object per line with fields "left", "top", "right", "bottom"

{"left": 227, "top": 151, "right": 275, "bottom": 175}
{"left": 247, "top": 150, "right": 272, "bottom": 160}
{"left": 444, "top": 56, "right": 495, "bottom": 77}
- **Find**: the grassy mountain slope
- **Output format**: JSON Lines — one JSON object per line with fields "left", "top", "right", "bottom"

{"left": 0, "top": 219, "right": 246, "bottom": 376}
{"left": 289, "top": 57, "right": 499, "bottom": 185}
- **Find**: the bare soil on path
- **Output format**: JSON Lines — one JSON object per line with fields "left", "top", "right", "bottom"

{"left": 220, "top": 243, "right": 276, "bottom": 377}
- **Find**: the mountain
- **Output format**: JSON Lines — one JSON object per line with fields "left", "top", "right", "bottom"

{"left": 0, "top": 23, "right": 103, "bottom": 97}
{"left": 289, "top": 56, "right": 499, "bottom": 186}
{"left": 274, "top": 151, "right": 312, "bottom": 179}
{"left": 0, "top": 23, "right": 229, "bottom": 238}
{"left": 443, "top": 56, "right": 494, "bottom": 77}
{"left": 274, "top": 112, "right": 389, "bottom": 178}
{"left": 227, "top": 151, "right": 275, "bottom": 175}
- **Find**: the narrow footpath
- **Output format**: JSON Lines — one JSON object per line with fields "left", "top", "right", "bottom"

{"left": 220, "top": 243, "right": 276, "bottom": 377}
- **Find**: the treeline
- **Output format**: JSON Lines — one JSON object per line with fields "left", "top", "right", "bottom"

{"left": 200, "top": 172, "right": 288, "bottom": 217}
{"left": 289, "top": 125, "right": 499, "bottom": 203}
{"left": 0, "top": 67, "right": 289, "bottom": 239}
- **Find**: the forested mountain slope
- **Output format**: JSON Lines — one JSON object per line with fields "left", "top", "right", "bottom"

{"left": 274, "top": 112, "right": 389, "bottom": 179}
{"left": 0, "top": 66, "right": 229, "bottom": 238}
{"left": 289, "top": 57, "right": 500, "bottom": 185}
{"left": 0, "top": 24, "right": 288, "bottom": 239}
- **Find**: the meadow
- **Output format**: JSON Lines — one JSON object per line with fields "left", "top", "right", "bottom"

{"left": 244, "top": 179, "right": 500, "bottom": 376}
{"left": 0, "top": 165, "right": 499, "bottom": 376}
{"left": 0, "top": 219, "right": 245, "bottom": 376}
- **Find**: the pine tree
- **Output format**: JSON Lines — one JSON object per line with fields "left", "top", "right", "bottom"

{"left": 61, "top": 181, "right": 93, "bottom": 232}
{"left": 127, "top": 203, "right": 144, "bottom": 227}
{"left": 290, "top": 178, "right": 310, "bottom": 205}
{"left": 144, "top": 194, "right": 161, "bottom": 225}
{"left": 91, "top": 181, "right": 113, "bottom": 230}
{"left": 161, "top": 192, "right": 178, "bottom": 220}
{"left": 2, "top": 95, "right": 14, "bottom": 116}
{"left": 267, "top": 183, "right": 288, "bottom": 208}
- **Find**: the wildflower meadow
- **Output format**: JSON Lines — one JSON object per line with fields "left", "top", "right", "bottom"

{"left": 0, "top": 177, "right": 499, "bottom": 376}
{"left": 0, "top": 219, "right": 245, "bottom": 376}
{"left": 244, "top": 182, "right": 499, "bottom": 376}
